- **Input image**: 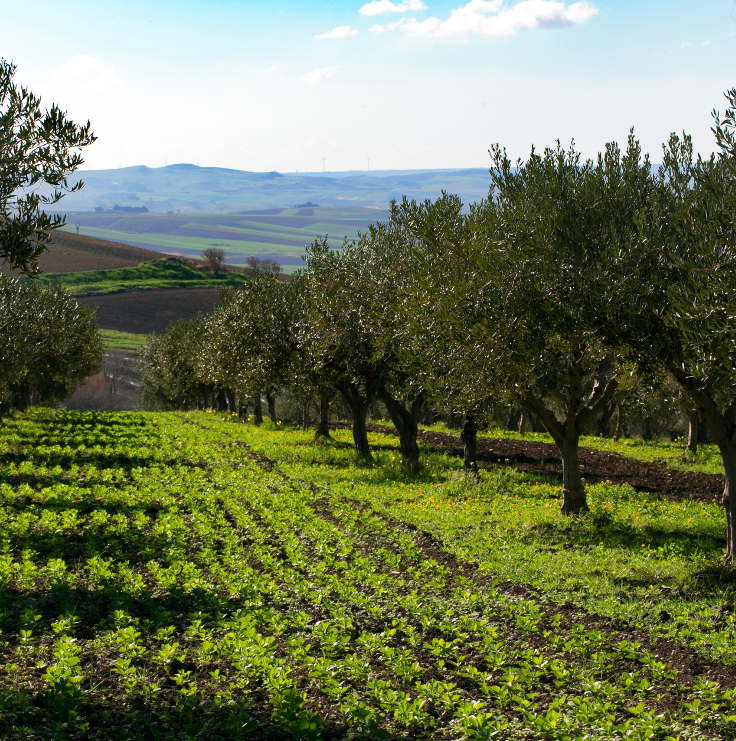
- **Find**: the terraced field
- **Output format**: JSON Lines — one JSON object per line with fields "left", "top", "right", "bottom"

{"left": 0, "top": 410, "right": 734, "bottom": 739}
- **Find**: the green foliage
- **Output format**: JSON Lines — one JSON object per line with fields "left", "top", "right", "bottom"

{"left": 38, "top": 258, "right": 248, "bottom": 296}
{"left": 0, "top": 407, "right": 732, "bottom": 739}
{"left": 0, "top": 276, "right": 101, "bottom": 412}
{"left": 237, "top": 419, "right": 734, "bottom": 666}
{"left": 204, "top": 272, "right": 299, "bottom": 400}
{"left": 0, "top": 59, "right": 95, "bottom": 274}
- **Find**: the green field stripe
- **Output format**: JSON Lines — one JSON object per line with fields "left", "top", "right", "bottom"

{"left": 74, "top": 226, "right": 322, "bottom": 255}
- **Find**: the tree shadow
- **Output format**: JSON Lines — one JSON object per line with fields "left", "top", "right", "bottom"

{"left": 0, "top": 685, "right": 400, "bottom": 741}
{"left": 524, "top": 515, "right": 723, "bottom": 559}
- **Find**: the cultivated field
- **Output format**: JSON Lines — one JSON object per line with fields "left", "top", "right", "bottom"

{"left": 78, "top": 288, "right": 223, "bottom": 334}
{"left": 0, "top": 232, "right": 160, "bottom": 276}
{"left": 61, "top": 207, "right": 386, "bottom": 268}
{"left": 0, "top": 409, "right": 733, "bottom": 739}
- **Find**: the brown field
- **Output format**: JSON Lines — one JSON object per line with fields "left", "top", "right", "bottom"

{"left": 0, "top": 231, "right": 161, "bottom": 275}
{"left": 79, "top": 287, "right": 223, "bottom": 333}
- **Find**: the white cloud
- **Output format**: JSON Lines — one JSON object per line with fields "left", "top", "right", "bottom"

{"left": 299, "top": 66, "right": 338, "bottom": 84}
{"left": 369, "top": 19, "right": 412, "bottom": 32}
{"left": 314, "top": 25, "right": 359, "bottom": 40}
{"left": 376, "top": 0, "right": 598, "bottom": 40}
{"left": 359, "top": 0, "right": 427, "bottom": 16}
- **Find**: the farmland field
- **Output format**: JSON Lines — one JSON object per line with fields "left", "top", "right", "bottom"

{"left": 0, "top": 232, "right": 160, "bottom": 276}
{"left": 0, "top": 409, "right": 734, "bottom": 739}
{"left": 61, "top": 207, "right": 387, "bottom": 268}
{"left": 99, "top": 330, "right": 148, "bottom": 352}
{"left": 78, "top": 288, "right": 223, "bottom": 334}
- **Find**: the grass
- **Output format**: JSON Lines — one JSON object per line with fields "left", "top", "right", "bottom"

{"left": 219, "top": 419, "right": 736, "bottom": 665}
{"left": 1, "top": 408, "right": 734, "bottom": 739}
{"left": 38, "top": 258, "right": 249, "bottom": 297}
{"left": 99, "top": 329, "right": 148, "bottom": 352}
{"left": 417, "top": 420, "right": 725, "bottom": 476}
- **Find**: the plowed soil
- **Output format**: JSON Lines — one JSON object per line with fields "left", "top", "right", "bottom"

{"left": 360, "top": 424, "right": 724, "bottom": 504}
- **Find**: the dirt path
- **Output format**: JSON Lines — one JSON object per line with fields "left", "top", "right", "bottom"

{"left": 346, "top": 423, "right": 725, "bottom": 504}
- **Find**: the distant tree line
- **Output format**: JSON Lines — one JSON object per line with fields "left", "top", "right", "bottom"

{"left": 145, "top": 90, "right": 736, "bottom": 562}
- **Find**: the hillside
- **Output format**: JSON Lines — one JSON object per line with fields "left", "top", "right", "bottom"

{"left": 39, "top": 257, "right": 250, "bottom": 296}
{"left": 50, "top": 163, "right": 490, "bottom": 212}
{"left": 0, "top": 230, "right": 161, "bottom": 275}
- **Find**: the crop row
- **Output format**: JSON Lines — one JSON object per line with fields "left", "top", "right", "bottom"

{"left": 0, "top": 409, "right": 733, "bottom": 739}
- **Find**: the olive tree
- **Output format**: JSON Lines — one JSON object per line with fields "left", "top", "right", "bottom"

{"left": 0, "top": 60, "right": 95, "bottom": 274}
{"left": 301, "top": 240, "right": 378, "bottom": 459}
{"left": 205, "top": 273, "right": 299, "bottom": 422}
{"left": 611, "top": 94, "right": 736, "bottom": 561}
{"left": 142, "top": 320, "right": 209, "bottom": 409}
{"left": 398, "top": 136, "right": 654, "bottom": 512}
{"left": 0, "top": 276, "right": 101, "bottom": 413}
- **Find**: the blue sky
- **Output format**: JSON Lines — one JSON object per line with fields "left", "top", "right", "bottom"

{"left": 2, "top": 0, "right": 735, "bottom": 171}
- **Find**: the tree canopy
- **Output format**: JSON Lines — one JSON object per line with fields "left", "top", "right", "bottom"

{"left": 0, "top": 59, "right": 95, "bottom": 274}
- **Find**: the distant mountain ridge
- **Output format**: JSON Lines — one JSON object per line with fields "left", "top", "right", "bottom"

{"left": 55, "top": 164, "right": 492, "bottom": 213}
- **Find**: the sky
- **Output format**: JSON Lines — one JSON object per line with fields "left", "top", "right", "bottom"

{"left": 2, "top": 0, "right": 735, "bottom": 172}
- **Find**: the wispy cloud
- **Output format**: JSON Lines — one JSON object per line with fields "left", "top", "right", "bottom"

{"left": 374, "top": 0, "right": 598, "bottom": 40}
{"left": 299, "top": 66, "right": 338, "bottom": 84}
{"left": 314, "top": 25, "right": 359, "bottom": 40}
{"left": 359, "top": 0, "right": 427, "bottom": 16}
{"left": 680, "top": 39, "right": 712, "bottom": 48}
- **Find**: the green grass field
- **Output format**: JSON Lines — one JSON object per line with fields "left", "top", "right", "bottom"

{"left": 38, "top": 259, "right": 249, "bottom": 297}
{"left": 0, "top": 409, "right": 734, "bottom": 739}
{"left": 61, "top": 207, "right": 386, "bottom": 267}
{"left": 99, "top": 329, "right": 148, "bottom": 352}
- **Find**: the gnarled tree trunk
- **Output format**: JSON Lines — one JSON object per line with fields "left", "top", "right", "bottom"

{"left": 380, "top": 389, "right": 422, "bottom": 469}
{"left": 253, "top": 395, "right": 263, "bottom": 426}
{"left": 266, "top": 393, "right": 277, "bottom": 423}
{"left": 315, "top": 390, "right": 332, "bottom": 439}
{"left": 461, "top": 411, "right": 479, "bottom": 479}
{"left": 338, "top": 384, "right": 372, "bottom": 460}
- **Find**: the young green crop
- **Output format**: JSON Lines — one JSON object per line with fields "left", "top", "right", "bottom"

{"left": 0, "top": 408, "right": 733, "bottom": 739}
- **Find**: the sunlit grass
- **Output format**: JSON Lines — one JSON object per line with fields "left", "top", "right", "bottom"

{"left": 218, "top": 418, "right": 735, "bottom": 664}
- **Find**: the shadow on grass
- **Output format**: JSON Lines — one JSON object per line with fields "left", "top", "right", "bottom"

{"left": 524, "top": 515, "right": 723, "bottom": 559}
{"left": 0, "top": 582, "right": 261, "bottom": 639}
{"left": 0, "top": 686, "right": 396, "bottom": 741}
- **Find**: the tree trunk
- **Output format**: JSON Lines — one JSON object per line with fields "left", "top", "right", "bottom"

{"left": 559, "top": 432, "right": 588, "bottom": 514}
{"left": 518, "top": 409, "right": 530, "bottom": 434}
{"left": 225, "top": 389, "right": 236, "bottom": 414}
{"left": 253, "top": 395, "right": 263, "bottom": 426}
{"left": 642, "top": 416, "right": 654, "bottom": 441}
{"left": 302, "top": 399, "right": 310, "bottom": 431}
{"left": 461, "top": 411, "right": 480, "bottom": 480}
{"left": 613, "top": 404, "right": 622, "bottom": 441}
{"left": 687, "top": 411, "right": 699, "bottom": 455}
{"left": 380, "top": 390, "right": 421, "bottom": 469}
{"left": 315, "top": 390, "right": 332, "bottom": 439}
{"left": 267, "top": 394, "right": 277, "bottom": 423}
{"left": 339, "top": 386, "right": 372, "bottom": 460}
{"left": 351, "top": 403, "right": 371, "bottom": 460}
{"left": 718, "top": 441, "right": 736, "bottom": 564}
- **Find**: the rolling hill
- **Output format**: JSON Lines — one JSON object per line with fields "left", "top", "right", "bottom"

{"left": 52, "top": 163, "right": 491, "bottom": 212}
{"left": 0, "top": 231, "right": 161, "bottom": 275}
